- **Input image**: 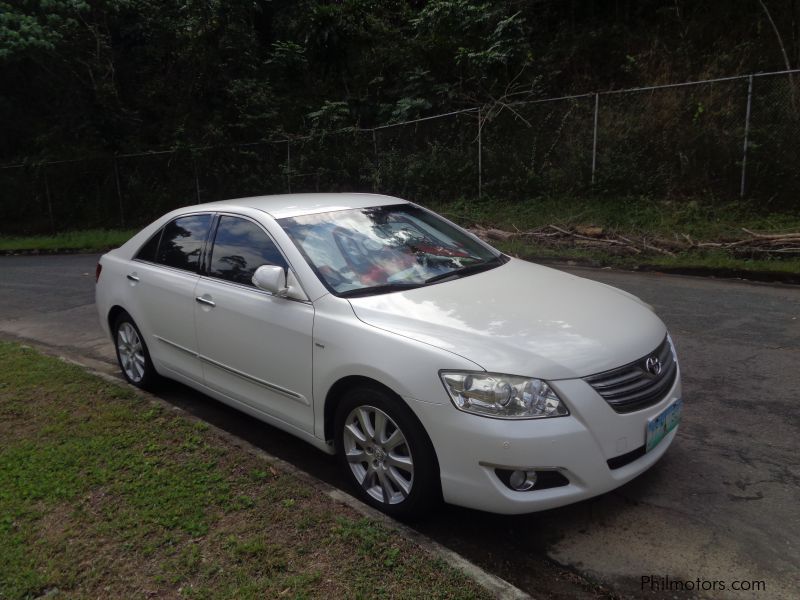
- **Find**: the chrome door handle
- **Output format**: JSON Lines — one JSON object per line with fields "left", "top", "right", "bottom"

{"left": 195, "top": 296, "right": 216, "bottom": 307}
{"left": 126, "top": 273, "right": 140, "bottom": 282}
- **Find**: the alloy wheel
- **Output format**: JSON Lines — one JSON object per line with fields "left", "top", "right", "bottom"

{"left": 342, "top": 405, "right": 415, "bottom": 505}
{"left": 117, "top": 322, "right": 146, "bottom": 383}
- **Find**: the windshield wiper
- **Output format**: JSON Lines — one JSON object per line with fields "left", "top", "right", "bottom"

{"left": 424, "top": 255, "right": 504, "bottom": 285}
{"left": 339, "top": 282, "right": 425, "bottom": 298}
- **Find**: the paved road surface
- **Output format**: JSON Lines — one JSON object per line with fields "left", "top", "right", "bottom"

{"left": 1, "top": 254, "right": 798, "bottom": 599}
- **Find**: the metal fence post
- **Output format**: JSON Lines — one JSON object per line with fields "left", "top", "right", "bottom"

{"left": 192, "top": 154, "right": 201, "bottom": 204}
{"left": 286, "top": 139, "right": 292, "bottom": 193}
{"left": 477, "top": 108, "right": 483, "bottom": 200}
{"left": 372, "top": 129, "right": 379, "bottom": 192}
{"left": 591, "top": 93, "right": 599, "bottom": 186}
{"left": 740, "top": 75, "right": 754, "bottom": 198}
{"left": 42, "top": 165, "right": 55, "bottom": 233}
{"left": 113, "top": 157, "right": 125, "bottom": 227}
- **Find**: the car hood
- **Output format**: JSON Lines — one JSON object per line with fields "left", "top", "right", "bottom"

{"left": 347, "top": 258, "right": 667, "bottom": 380}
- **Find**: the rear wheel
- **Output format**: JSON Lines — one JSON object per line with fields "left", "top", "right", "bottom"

{"left": 335, "top": 385, "right": 439, "bottom": 518}
{"left": 114, "top": 313, "right": 158, "bottom": 390}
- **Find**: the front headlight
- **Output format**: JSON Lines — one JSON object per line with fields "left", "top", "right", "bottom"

{"left": 439, "top": 371, "right": 569, "bottom": 419}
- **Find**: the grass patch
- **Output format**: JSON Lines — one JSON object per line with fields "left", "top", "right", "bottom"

{"left": 0, "top": 342, "right": 488, "bottom": 599}
{"left": 0, "top": 229, "right": 135, "bottom": 252}
{"left": 490, "top": 238, "right": 800, "bottom": 275}
{"left": 428, "top": 196, "right": 800, "bottom": 239}
{"left": 427, "top": 197, "right": 800, "bottom": 275}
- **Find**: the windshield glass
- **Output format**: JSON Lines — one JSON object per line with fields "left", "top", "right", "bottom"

{"left": 278, "top": 204, "right": 502, "bottom": 296}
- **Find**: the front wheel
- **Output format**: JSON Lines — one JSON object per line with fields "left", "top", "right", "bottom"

{"left": 114, "top": 313, "right": 159, "bottom": 390}
{"left": 335, "top": 386, "right": 439, "bottom": 518}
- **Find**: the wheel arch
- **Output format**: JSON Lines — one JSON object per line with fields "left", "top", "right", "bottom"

{"left": 324, "top": 375, "right": 383, "bottom": 443}
{"left": 323, "top": 375, "right": 441, "bottom": 481}
{"left": 107, "top": 305, "right": 130, "bottom": 333}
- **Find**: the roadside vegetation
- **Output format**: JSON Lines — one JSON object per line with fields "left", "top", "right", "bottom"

{"left": 3, "top": 196, "right": 799, "bottom": 278}
{"left": 4, "top": 2, "right": 797, "bottom": 167}
{"left": 0, "top": 229, "right": 136, "bottom": 253}
{"left": 0, "top": 342, "right": 488, "bottom": 599}
{"left": 4, "top": 3, "right": 800, "bottom": 238}
{"left": 431, "top": 197, "right": 800, "bottom": 277}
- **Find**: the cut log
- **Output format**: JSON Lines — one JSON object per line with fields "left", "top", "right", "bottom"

{"left": 575, "top": 225, "right": 605, "bottom": 237}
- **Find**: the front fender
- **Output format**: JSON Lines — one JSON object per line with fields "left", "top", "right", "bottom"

{"left": 311, "top": 294, "right": 481, "bottom": 440}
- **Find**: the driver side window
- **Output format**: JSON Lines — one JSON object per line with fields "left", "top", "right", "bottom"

{"left": 208, "top": 216, "right": 288, "bottom": 287}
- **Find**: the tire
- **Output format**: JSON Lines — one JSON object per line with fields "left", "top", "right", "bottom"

{"left": 113, "top": 313, "right": 159, "bottom": 390}
{"left": 334, "top": 385, "right": 440, "bottom": 518}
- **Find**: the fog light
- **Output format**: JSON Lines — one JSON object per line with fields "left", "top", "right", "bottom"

{"left": 494, "top": 467, "right": 570, "bottom": 491}
{"left": 508, "top": 469, "right": 537, "bottom": 491}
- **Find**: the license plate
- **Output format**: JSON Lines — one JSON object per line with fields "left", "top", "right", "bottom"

{"left": 645, "top": 398, "right": 683, "bottom": 453}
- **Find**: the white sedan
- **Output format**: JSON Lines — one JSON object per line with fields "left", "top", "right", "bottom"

{"left": 96, "top": 193, "right": 682, "bottom": 517}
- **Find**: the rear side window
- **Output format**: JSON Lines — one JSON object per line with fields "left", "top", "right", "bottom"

{"left": 135, "top": 229, "right": 162, "bottom": 262}
{"left": 156, "top": 214, "right": 212, "bottom": 272}
{"left": 208, "top": 216, "right": 287, "bottom": 286}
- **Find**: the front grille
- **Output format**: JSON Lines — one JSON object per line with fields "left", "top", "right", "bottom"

{"left": 584, "top": 337, "right": 677, "bottom": 413}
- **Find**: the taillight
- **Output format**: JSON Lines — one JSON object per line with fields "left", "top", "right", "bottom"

{"left": 95, "top": 263, "right": 102, "bottom": 283}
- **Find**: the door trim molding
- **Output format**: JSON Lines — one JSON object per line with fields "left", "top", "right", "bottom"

{"left": 199, "top": 354, "right": 309, "bottom": 405}
{"left": 155, "top": 335, "right": 308, "bottom": 405}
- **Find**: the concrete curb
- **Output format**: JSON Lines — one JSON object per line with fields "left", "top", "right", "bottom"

{"left": 39, "top": 345, "right": 532, "bottom": 599}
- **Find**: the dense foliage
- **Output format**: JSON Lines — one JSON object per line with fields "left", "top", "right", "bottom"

{"left": 3, "top": 0, "right": 799, "bottom": 162}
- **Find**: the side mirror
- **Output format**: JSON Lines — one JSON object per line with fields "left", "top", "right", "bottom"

{"left": 252, "top": 265, "right": 288, "bottom": 296}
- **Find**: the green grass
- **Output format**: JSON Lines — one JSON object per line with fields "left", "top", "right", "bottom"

{"left": 428, "top": 196, "right": 800, "bottom": 239}
{"left": 427, "top": 196, "right": 800, "bottom": 276}
{"left": 0, "top": 229, "right": 136, "bottom": 252}
{"left": 494, "top": 239, "right": 800, "bottom": 275}
{"left": 0, "top": 342, "right": 488, "bottom": 599}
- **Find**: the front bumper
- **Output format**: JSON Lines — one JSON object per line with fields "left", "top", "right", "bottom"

{"left": 409, "top": 369, "right": 682, "bottom": 514}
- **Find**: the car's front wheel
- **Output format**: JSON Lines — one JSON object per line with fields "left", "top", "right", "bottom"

{"left": 335, "top": 385, "right": 439, "bottom": 518}
{"left": 114, "top": 313, "right": 158, "bottom": 390}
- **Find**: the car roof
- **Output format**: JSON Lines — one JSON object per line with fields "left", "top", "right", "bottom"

{"left": 189, "top": 193, "right": 408, "bottom": 219}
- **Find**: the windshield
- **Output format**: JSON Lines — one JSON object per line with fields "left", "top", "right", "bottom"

{"left": 278, "top": 204, "right": 504, "bottom": 296}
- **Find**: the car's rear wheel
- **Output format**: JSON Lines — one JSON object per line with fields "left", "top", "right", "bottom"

{"left": 114, "top": 313, "right": 158, "bottom": 390}
{"left": 335, "top": 385, "right": 439, "bottom": 518}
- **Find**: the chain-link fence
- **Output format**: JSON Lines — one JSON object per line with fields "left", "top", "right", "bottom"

{"left": 2, "top": 69, "right": 798, "bottom": 235}
{"left": 483, "top": 95, "right": 596, "bottom": 198}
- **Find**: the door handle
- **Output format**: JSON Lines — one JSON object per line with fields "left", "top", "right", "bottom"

{"left": 195, "top": 296, "right": 216, "bottom": 307}
{"left": 126, "top": 273, "right": 140, "bottom": 282}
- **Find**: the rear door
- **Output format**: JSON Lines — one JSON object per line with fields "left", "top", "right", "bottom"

{"left": 193, "top": 214, "right": 315, "bottom": 433}
{"left": 130, "top": 213, "right": 212, "bottom": 382}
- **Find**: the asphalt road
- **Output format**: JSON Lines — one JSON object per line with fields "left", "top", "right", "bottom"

{"left": 1, "top": 254, "right": 798, "bottom": 599}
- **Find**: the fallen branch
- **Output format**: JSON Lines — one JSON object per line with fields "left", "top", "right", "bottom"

{"left": 548, "top": 224, "right": 629, "bottom": 246}
{"left": 468, "top": 223, "right": 798, "bottom": 260}
{"left": 642, "top": 239, "right": 676, "bottom": 257}
{"left": 741, "top": 227, "right": 800, "bottom": 240}
{"left": 615, "top": 235, "right": 642, "bottom": 254}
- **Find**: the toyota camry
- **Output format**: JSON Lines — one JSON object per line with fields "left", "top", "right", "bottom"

{"left": 95, "top": 193, "right": 682, "bottom": 517}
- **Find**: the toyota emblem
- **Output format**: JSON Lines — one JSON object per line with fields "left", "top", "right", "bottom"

{"left": 645, "top": 356, "right": 662, "bottom": 376}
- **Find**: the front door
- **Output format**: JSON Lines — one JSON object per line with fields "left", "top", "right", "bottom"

{"left": 193, "top": 215, "right": 314, "bottom": 433}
